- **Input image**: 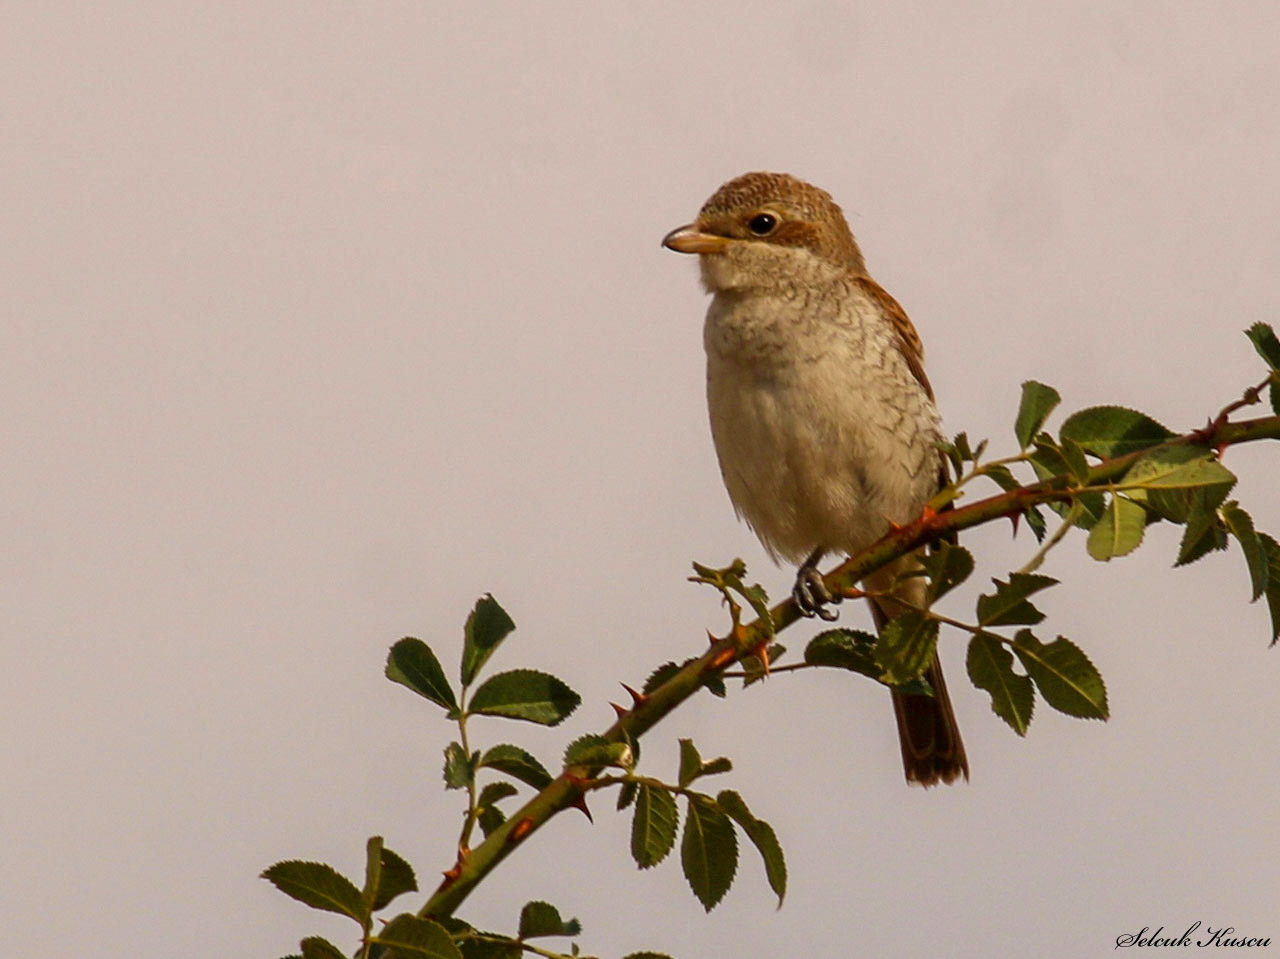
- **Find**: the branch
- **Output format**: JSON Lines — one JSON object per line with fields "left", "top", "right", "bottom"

{"left": 417, "top": 411, "right": 1280, "bottom": 920}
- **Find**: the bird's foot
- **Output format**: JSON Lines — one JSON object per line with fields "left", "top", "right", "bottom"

{"left": 792, "top": 565, "right": 841, "bottom": 621}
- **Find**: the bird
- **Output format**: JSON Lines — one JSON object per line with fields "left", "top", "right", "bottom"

{"left": 662, "top": 171, "right": 968, "bottom": 787}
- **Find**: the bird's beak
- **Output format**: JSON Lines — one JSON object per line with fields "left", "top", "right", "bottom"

{"left": 661, "top": 224, "right": 729, "bottom": 254}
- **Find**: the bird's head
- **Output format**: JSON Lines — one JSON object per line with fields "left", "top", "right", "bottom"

{"left": 662, "top": 171, "right": 865, "bottom": 293}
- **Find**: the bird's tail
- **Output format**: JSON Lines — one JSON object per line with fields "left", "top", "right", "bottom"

{"left": 866, "top": 555, "right": 969, "bottom": 787}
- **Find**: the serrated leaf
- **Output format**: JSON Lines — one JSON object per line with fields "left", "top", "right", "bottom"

{"left": 518, "top": 900, "right": 581, "bottom": 939}
{"left": 1015, "top": 381, "right": 1062, "bottom": 449}
{"left": 874, "top": 611, "right": 938, "bottom": 685}
{"left": 1012, "top": 631, "right": 1108, "bottom": 720}
{"left": 976, "top": 573, "right": 1057, "bottom": 627}
{"left": 631, "top": 783, "right": 678, "bottom": 869}
{"left": 460, "top": 595, "right": 515, "bottom": 687}
{"left": 1148, "top": 468, "right": 1235, "bottom": 522}
{"left": 386, "top": 638, "right": 458, "bottom": 713}
{"left": 917, "top": 542, "right": 975, "bottom": 603}
{"left": 677, "top": 739, "right": 702, "bottom": 788}
{"left": 1059, "top": 406, "right": 1175, "bottom": 458}
{"left": 301, "top": 938, "right": 348, "bottom": 959}
{"left": 1125, "top": 448, "right": 1236, "bottom": 492}
{"left": 1086, "top": 495, "right": 1147, "bottom": 561}
{"left": 804, "top": 629, "right": 880, "bottom": 680}
{"left": 468, "top": 670, "right": 581, "bottom": 726}
{"left": 374, "top": 914, "right": 463, "bottom": 959}
{"left": 1259, "top": 533, "right": 1280, "bottom": 645}
{"left": 681, "top": 796, "right": 738, "bottom": 912}
{"left": 261, "top": 860, "right": 367, "bottom": 923}
{"left": 564, "top": 734, "right": 630, "bottom": 768}
{"left": 477, "top": 781, "right": 518, "bottom": 807}
{"left": 442, "top": 742, "right": 472, "bottom": 790}
{"left": 1061, "top": 436, "right": 1091, "bottom": 483}
{"left": 1176, "top": 496, "right": 1230, "bottom": 566}
{"left": 1025, "top": 504, "right": 1047, "bottom": 542}
{"left": 1221, "top": 501, "right": 1269, "bottom": 601}
{"left": 455, "top": 936, "right": 521, "bottom": 959}
{"left": 984, "top": 463, "right": 1020, "bottom": 491}
{"left": 371, "top": 846, "right": 418, "bottom": 912}
{"left": 716, "top": 790, "right": 786, "bottom": 906}
{"left": 966, "top": 633, "right": 1034, "bottom": 736}
{"left": 643, "top": 659, "right": 724, "bottom": 698}
{"left": 1029, "top": 437, "right": 1072, "bottom": 481}
{"left": 700, "top": 757, "right": 732, "bottom": 777}
{"left": 1246, "top": 321, "right": 1280, "bottom": 369}
{"left": 477, "top": 744, "right": 552, "bottom": 789}
{"left": 616, "top": 779, "right": 638, "bottom": 811}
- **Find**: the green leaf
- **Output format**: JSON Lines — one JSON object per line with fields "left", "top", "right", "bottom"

{"left": 873, "top": 611, "right": 938, "bottom": 684}
{"left": 1015, "top": 381, "right": 1062, "bottom": 449}
{"left": 468, "top": 670, "right": 581, "bottom": 726}
{"left": 386, "top": 638, "right": 458, "bottom": 713}
{"left": 363, "top": 836, "right": 384, "bottom": 909}
{"left": 631, "top": 783, "right": 678, "bottom": 869}
{"left": 616, "top": 780, "right": 638, "bottom": 811}
{"left": 1123, "top": 446, "right": 1234, "bottom": 491}
{"left": 740, "top": 643, "right": 786, "bottom": 687}
{"left": 301, "top": 938, "right": 348, "bottom": 959}
{"left": 1221, "top": 501, "right": 1269, "bottom": 601}
{"left": 518, "top": 901, "right": 581, "bottom": 939}
{"left": 477, "top": 781, "right": 518, "bottom": 807}
{"left": 1086, "top": 494, "right": 1147, "bottom": 561}
{"left": 1012, "top": 631, "right": 1109, "bottom": 720}
{"left": 681, "top": 795, "right": 738, "bottom": 912}
{"left": 716, "top": 790, "right": 787, "bottom": 906}
{"left": 966, "top": 633, "right": 1033, "bottom": 736}
{"left": 678, "top": 739, "right": 703, "bottom": 788}
{"left": 261, "top": 860, "right": 367, "bottom": 924}
{"left": 374, "top": 914, "right": 463, "bottom": 959}
{"left": 1061, "top": 436, "right": 1091, "bottom": 484}
{"left": 1147, "top": 463, "right": 1235, "bottom": 521}
{"left": 804, "top": 628, "right": 880, "bottom": 680}
{"left": 477, "top": 805, "right": 506, "bottom": 838}
{"left": 976, "top": 573, "right": 1057, "bottom": 627}
{"left": 644, "top": 659, "right": 725, "bottom": 698}
{"left": 443, "top": 742, "right": 472, "bottom": 790}
{"left": 1259, "top": 533, "right": 1280, "bottom": 646}
{"left": 983, "top": 463, "right": 1020, "bottom": 492}
{"left": 1246, "top": 321, "right": 1280, "bottom": 369}
{"left": 564, "top": 734, "right": 631, "bottom": 768}
{"left": 460, "top": 594, "right": 515, "bottom": 687}
{"left": 1059, "top": 406, "right": 1175, "bottom": 458}
{"left": 370, "top": 845, "right": 418, "bottom": 912}
{"left": 1024, "top": 503, "right": 1047, "bottom": 542}
{"left": 477, "top": 744, "right": 552, "bottom": 790}
{"left": 676, "top": 739, "right": 732, "bottom": 786}
{"left": 1176, "top": 496, "right": 1229, "bottom": 566}
{"left": 917, "top": 542, "right": 974, "bottom": 603}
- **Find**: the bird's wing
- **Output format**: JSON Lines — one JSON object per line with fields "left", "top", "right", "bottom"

{"left": 850, "top": 275, "right": 934, "bottom": 402}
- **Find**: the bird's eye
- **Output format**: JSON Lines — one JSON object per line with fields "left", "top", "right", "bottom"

{"left": 747, "top": 213, "right": 778, "bottom": 236}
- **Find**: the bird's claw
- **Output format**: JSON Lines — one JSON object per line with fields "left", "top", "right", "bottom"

{"left": 793, "top": 566, "right": 841, "bottom": 621}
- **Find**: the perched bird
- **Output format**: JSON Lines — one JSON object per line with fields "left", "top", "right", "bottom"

{"left": 663, "top": 171, "right": 968, "bottom": 786}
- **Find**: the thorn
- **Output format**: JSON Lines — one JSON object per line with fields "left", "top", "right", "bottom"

{"left": 1008, "top": 511, "right": 1022, "bottom": 537}
{"left": 706, "top": 629, "right": 720, "bottom": 645}
{"left": 883, "top": 513, "right": 907, "bottom": 533}
{"left": 567, "top": 792, "right": 594, "bottom": 822}
{"left": 610, "top": 701, "right": 627, "bottom": 718}
{"left": 620, "top": 683, "right": 648, "bottom": 707}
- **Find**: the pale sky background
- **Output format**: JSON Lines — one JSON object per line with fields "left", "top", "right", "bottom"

{"left": 4, "top": 4, "right": 1279, "bottom": 958}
